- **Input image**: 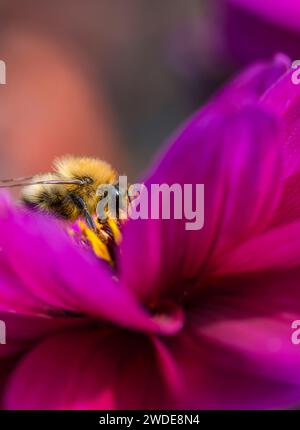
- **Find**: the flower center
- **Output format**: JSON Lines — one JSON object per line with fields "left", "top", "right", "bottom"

{"left": 150, "top": 300, "right": 185, "bottom": 335}
{"left": 68, "top": 216, "right": 122, "bottom": 265}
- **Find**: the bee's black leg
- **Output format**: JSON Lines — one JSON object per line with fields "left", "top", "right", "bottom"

{"left": 83, "top": 208, "right": 97, "bottom": 231}
{"left": 69, "top": 193, "right": 96, "bottom": 231}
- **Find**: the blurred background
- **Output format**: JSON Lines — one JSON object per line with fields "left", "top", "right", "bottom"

{"left": 0, "top": 0, "right": 299, "bottom": 181}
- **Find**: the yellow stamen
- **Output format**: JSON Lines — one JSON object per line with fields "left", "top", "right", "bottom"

{"left": 78, "top": 220, "right": 112, "bottom": 263}
{"left": 69, "top": 216, "right": 124, "bottom": 265}
{"left": 107, "top": 218, "right": 122, "bottom": 245}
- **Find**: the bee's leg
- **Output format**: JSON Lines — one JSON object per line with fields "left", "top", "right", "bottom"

{"left": 69, "top": 193, "right": 96, "bottom": 231}
{"left": 97, "top": 217, "right": 116, "bottom": 262}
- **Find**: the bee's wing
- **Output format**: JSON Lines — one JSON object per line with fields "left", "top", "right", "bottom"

{"left": 0, "top": 176, "right": 85, "bottom": 188}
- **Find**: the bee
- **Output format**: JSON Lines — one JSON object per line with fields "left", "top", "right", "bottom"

{"left": 0, "top": 156, "right": 121, "bottom": 233}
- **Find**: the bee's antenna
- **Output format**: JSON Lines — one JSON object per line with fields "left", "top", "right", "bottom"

{"left": 0, "top": 176, "right": 34, "bottom": 183}
{"left": 0, "top": 178, "right": 86, "bottom": 188}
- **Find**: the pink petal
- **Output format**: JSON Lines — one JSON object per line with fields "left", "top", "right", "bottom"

{"left": 167, "top": 328, "right": 300, "bottom": 409}
{"left": 224, "top": 3, "right": 299, "bottom": 66}
{"left": 261, "top": 67, "right": 300, "bottom": 178}
{"left": 228, "top": 0, "right": 300, "bottom": 33}
{"left": 120, "top": 107, "right": 283, "bottom": 301}
{"left": 0, "top": 310, "right": 85, "bottom": 359}
{"left": 0, "top": 194, "right": 179, "bottom": 336}
{"left": 0, "top": 311, "right": 85, "bottom": 406}
{"left": 211, "top": 53, "right": 290, "bottom": 113}
{"left": 186, "top": 267, "right": 300, "bottom": 391}
{"left": 270, "top": 171, "right": 300, "bottom": 227}
{"left": 160, "top": 268, "right": 300, "bottom": 408}
{"left": 260, "top": 66, "right": 300, "bottom": 226}
{"left": 4, "top": 329, "right": 181, "bottom": 409}
{"left": 213, "top": 219, "right": 300, "bottom": 276}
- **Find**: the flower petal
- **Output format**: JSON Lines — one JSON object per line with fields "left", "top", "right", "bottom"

{"left": 259, "top": 67, "right": 300, "bottom": 227}
{"left": 4, "top": 319, "right": 300, "bottom": 409}
{"left": 0, "top": 194, "right": 179, "bottom": 336}
{"left": 167, "top": 326, "right": 300, "bottom": 409}
{"left": 228, "top": 0, "right": 300, "bottom": 33}
{"left": 0, "top": 310, "right": 84, "bottom": 358}
{"left": 213, "top": 219, "right": 300, "bottom": 276}
{"left": 120, "top": 107, "right": 283, "bottom": 301}
{"left": 161, "top": 267, "right": 300, "bottom": 409}
{"left": 4, "top": 328, "right": 181, "bottom": 409}
{"left": 186, "top": 267, "right": 300, "bottom": 391}
{"left": 261, "top": 67, "right": 300, "bottom": 177}
{"left": 224, "top": 3, "right": 299, "bottom": 66}
{"left": 0, "top": 311, "right": 85, "bottom": 406}
{"left": 211, "top": 53, "right": 290, "bottom": 113}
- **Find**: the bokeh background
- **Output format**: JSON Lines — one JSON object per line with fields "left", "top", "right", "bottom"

{"left": 0, "top": 0, "right": 298, "bottom": 181}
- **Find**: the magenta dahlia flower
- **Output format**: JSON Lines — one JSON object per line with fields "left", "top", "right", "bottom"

{"left": 1, "top": 54, "right": 300, "bottom": 409}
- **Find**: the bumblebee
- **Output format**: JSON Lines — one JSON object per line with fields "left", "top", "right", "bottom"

{"left": 0, "top": 156, "right": 124, "bottom": 263}
{"left": 0, "top": 156, "right": 121, "bottom": 230}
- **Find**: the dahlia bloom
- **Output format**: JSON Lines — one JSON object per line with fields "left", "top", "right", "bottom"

{"left": 1, "top": 54, "right": 300, "bottom": 409}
